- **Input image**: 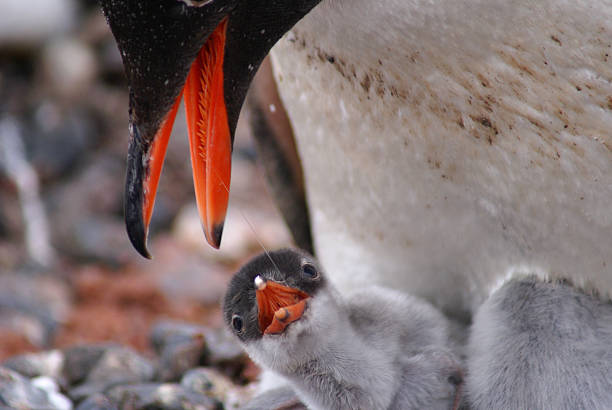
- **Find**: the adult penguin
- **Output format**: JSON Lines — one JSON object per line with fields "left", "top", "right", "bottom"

{"left": 100, "top": 1, "right": 612, "bottom": 407}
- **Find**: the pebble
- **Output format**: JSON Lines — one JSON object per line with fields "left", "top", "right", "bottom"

{"left": 31, "top": 376, "right": 73, "bottom": 410}
{"left": 0, "top": 310, "right": 48, "bottom": 348}
{"left": 27, "top": 105, "right": 95, "bottom": 182}
{"left": 181, "top": 367, "right": 255, "bottom": 409}
{"left": 75, "top": 393, "right": 117, "bottom": 410}
{"left": 150, "top": 320, "right": 209, "bottom": 381}
{"left": 0, "top": 367, "right": 66, "bottom": 409}
{"left": 201, "top": 326, "right": 245, "bottom": 365}
{"left": 84, "top": 347, "right": 155, "bottom": 385}
{"left": 150, "top": 320, "right": 244, "bottom": 368}
{"left": 106, "top": 383, "right": 222, "bottom": 410}
{"left": 2, "top": 349, "right": 64, "bottom": 380}
{"left": 0, "top": 272, "right": 71, "bottom": 325}
{"left": 69, "top": 347, "right": 155, "bottom": 402}
{"left": 62, "top": 344, "right": 117, "bottom": 385}
{"left": 46, "top": 157, "right": 131, "bottom": 266}
{"left": 0, "top": 273, "right": 71, "bottom": 347}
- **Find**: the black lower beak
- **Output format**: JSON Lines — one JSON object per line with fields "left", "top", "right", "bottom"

{"left": 124, "top": 127, "right": 151, "bottom": 259}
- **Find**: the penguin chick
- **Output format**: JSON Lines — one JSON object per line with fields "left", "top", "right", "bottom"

{"left": 223, "top": 248, "right": 463, "bottom": 410}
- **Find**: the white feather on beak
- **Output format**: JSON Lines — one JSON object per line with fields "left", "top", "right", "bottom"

{"left": 255, "top": 275, "right": 267, "bottom": 290}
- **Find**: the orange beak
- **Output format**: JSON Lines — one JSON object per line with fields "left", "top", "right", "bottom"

{"left": 132, "top": 18, "right": 231, "bottom": 256}
{"left": 255, "top": 276, "right": 309, "bottom": 335}
{"left": 183, "top": 18, "right": 231, "bottom": 248}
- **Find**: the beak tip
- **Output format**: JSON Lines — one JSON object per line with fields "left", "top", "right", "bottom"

{"left": 125, "top": 207, "right": 152, "bottom": 259}
{"left": 126, "top": 225, "right": 152, "bottom": 259}
{"left": 206, "top": 222, "right": 224, "bottom": 249}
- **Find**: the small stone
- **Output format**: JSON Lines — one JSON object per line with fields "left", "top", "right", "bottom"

{"left": 85, "top": 347, "right": 155, "bottom": 385}
{"left": 106, "top": 383, "right": 222, "bottom": 410}
{"left": 150, "top": 320, "right": 208, "bottom": 381}
{"left": 151, "top": 320, "right": 245, "bottom": 367}
{"left": 150, "top": 320, "right": 206, "bottom": 355}
{"left": 181, "top": 368, "right": 254, "bottom": 409}
{"left": 31, "top": 376, "right": 73, "bottom": 410}
{"left": 201, "top": 326, "right": 245, "bottom": 365}
{"left": 28, "top": 105, "right": 96, "bottom": 182}
{"left": 0, "top": 311, "right": 47, "bottom": 350}
{"left": 62, "top": 344, "right": 116, "bottom": 385}
{"left": 0, "top": 367, "right": 62, "bottom": 409}
{"left": 68, "top": 347, "right": 154, "bottom": 402}
{"left": 2, "top": 349, "right": 64, "bottom": 380}
{"left": 68, "top": 383, "right": 110, "bottom": 404}
{"left": 0, "top": 272, "right": 71, "bottom": 329}
{"left": 75, "top": 393, "right": 117, "bottom": 410}
{"left": 157, "top": 337, "right": 208, "bottom": 382}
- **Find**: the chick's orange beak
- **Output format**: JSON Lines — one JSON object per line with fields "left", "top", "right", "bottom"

{"left": 255, "top": 277, "right": 309, "bottom": 335}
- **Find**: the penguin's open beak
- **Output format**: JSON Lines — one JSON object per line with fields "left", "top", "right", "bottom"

{"left": 101, "top": 1, "right": 238, "bottom": 258}
{"left": 123, "top": 16, "right": 231, "bottom": 257}
{"left": 101, "top": 0, "right": 320, "bottom": 258}
{"left": 255, "top": 275, "right": 309, "bottom": 335}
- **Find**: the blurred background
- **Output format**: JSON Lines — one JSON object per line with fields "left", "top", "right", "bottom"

{"left": 0, "top": 0, "right": 293, "bottom": 407}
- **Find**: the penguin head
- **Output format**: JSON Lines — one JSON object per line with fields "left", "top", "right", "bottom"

{"left": 223, "top": 248, "right": 344, "bottom": 370}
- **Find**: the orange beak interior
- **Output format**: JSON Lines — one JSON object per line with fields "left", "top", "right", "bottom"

{"left": 140, "top": 17, "right": 232, "bottom": 250}
{"left": 184, "top": 17, "right": 231, "bottom": 248}
{"left": 142, "top": 91, "right": 183, "bottom": 235}
{"left": 256, "top": 279, "right": 310, "bottom": 335}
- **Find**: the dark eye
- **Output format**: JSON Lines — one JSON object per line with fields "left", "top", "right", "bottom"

{"left": 231, "top": 314, "right": 243, "bottom": 332}
{"left": 302, "top": 263, "right": 318, "bottom": 279}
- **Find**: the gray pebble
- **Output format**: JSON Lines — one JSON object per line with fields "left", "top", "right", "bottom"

{"left": 150, "top": 320, "right": 207, "bottom": 355}
{"left": 85, "top": 346, "right": 154, "bottom": 385}
{"left": 68, "top": 347, "right": 154, "bottom": 402}
{"left": 0, "top": 367, "right": 66, "bottom": 409}
{"left": 62, "top": 343, "right": 117, "bottom": 385}
{"left": 74, "top": 393, "right": 117, "bottom": 410}
{"left": 31, "top": 376, "right": 73, "bottom": 410}
{"left": 106, "top": 383, "right": 222, "bottom": 410}
{"left": 2, "top": 349, "right": 64, "bottom": 380}
{"left": 181, "top": 367, "right": 253, "bottom": 409}
{"left": 201, "top": 327, "right": 244, "bottom": 365}
{"left": 0, "top": 273, "right": 71, "bottom": 345}
{"left": 150, "top": 320, "right": 208, "bottom": 381}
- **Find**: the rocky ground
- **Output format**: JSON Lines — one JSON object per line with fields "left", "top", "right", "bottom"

{"left": 0, "top": 1, "right": 293, "bottom": 408}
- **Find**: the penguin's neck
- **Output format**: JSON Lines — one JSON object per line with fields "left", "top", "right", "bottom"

{"left": 282, "top": 305, "right": 398, "bottom": 410}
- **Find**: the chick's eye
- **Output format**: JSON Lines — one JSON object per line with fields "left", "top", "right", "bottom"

{"left": 302, "top": 263, "right": 318, "bottom": 279}
{"left": 231, "top": 314, "right": 243, "bottom": 332}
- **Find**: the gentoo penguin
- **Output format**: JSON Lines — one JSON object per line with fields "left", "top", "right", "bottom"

{"left": 100, "top": 0, "right": 612, "bottom": 406}
{"left": 223, "top": 249, "right": 463, "bottom": 410}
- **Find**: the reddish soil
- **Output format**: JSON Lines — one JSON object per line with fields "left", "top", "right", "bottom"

{"left": 53, "top": 265, "right": 222, "bottom": 355}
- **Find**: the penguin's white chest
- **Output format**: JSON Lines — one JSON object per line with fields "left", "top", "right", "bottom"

{"left": 270, "top": 0, "right": 612, "bottom": 316}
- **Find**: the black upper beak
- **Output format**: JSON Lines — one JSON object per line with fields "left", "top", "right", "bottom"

{"left": 101, "top": 0, "right": 320, "bottom": 257}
